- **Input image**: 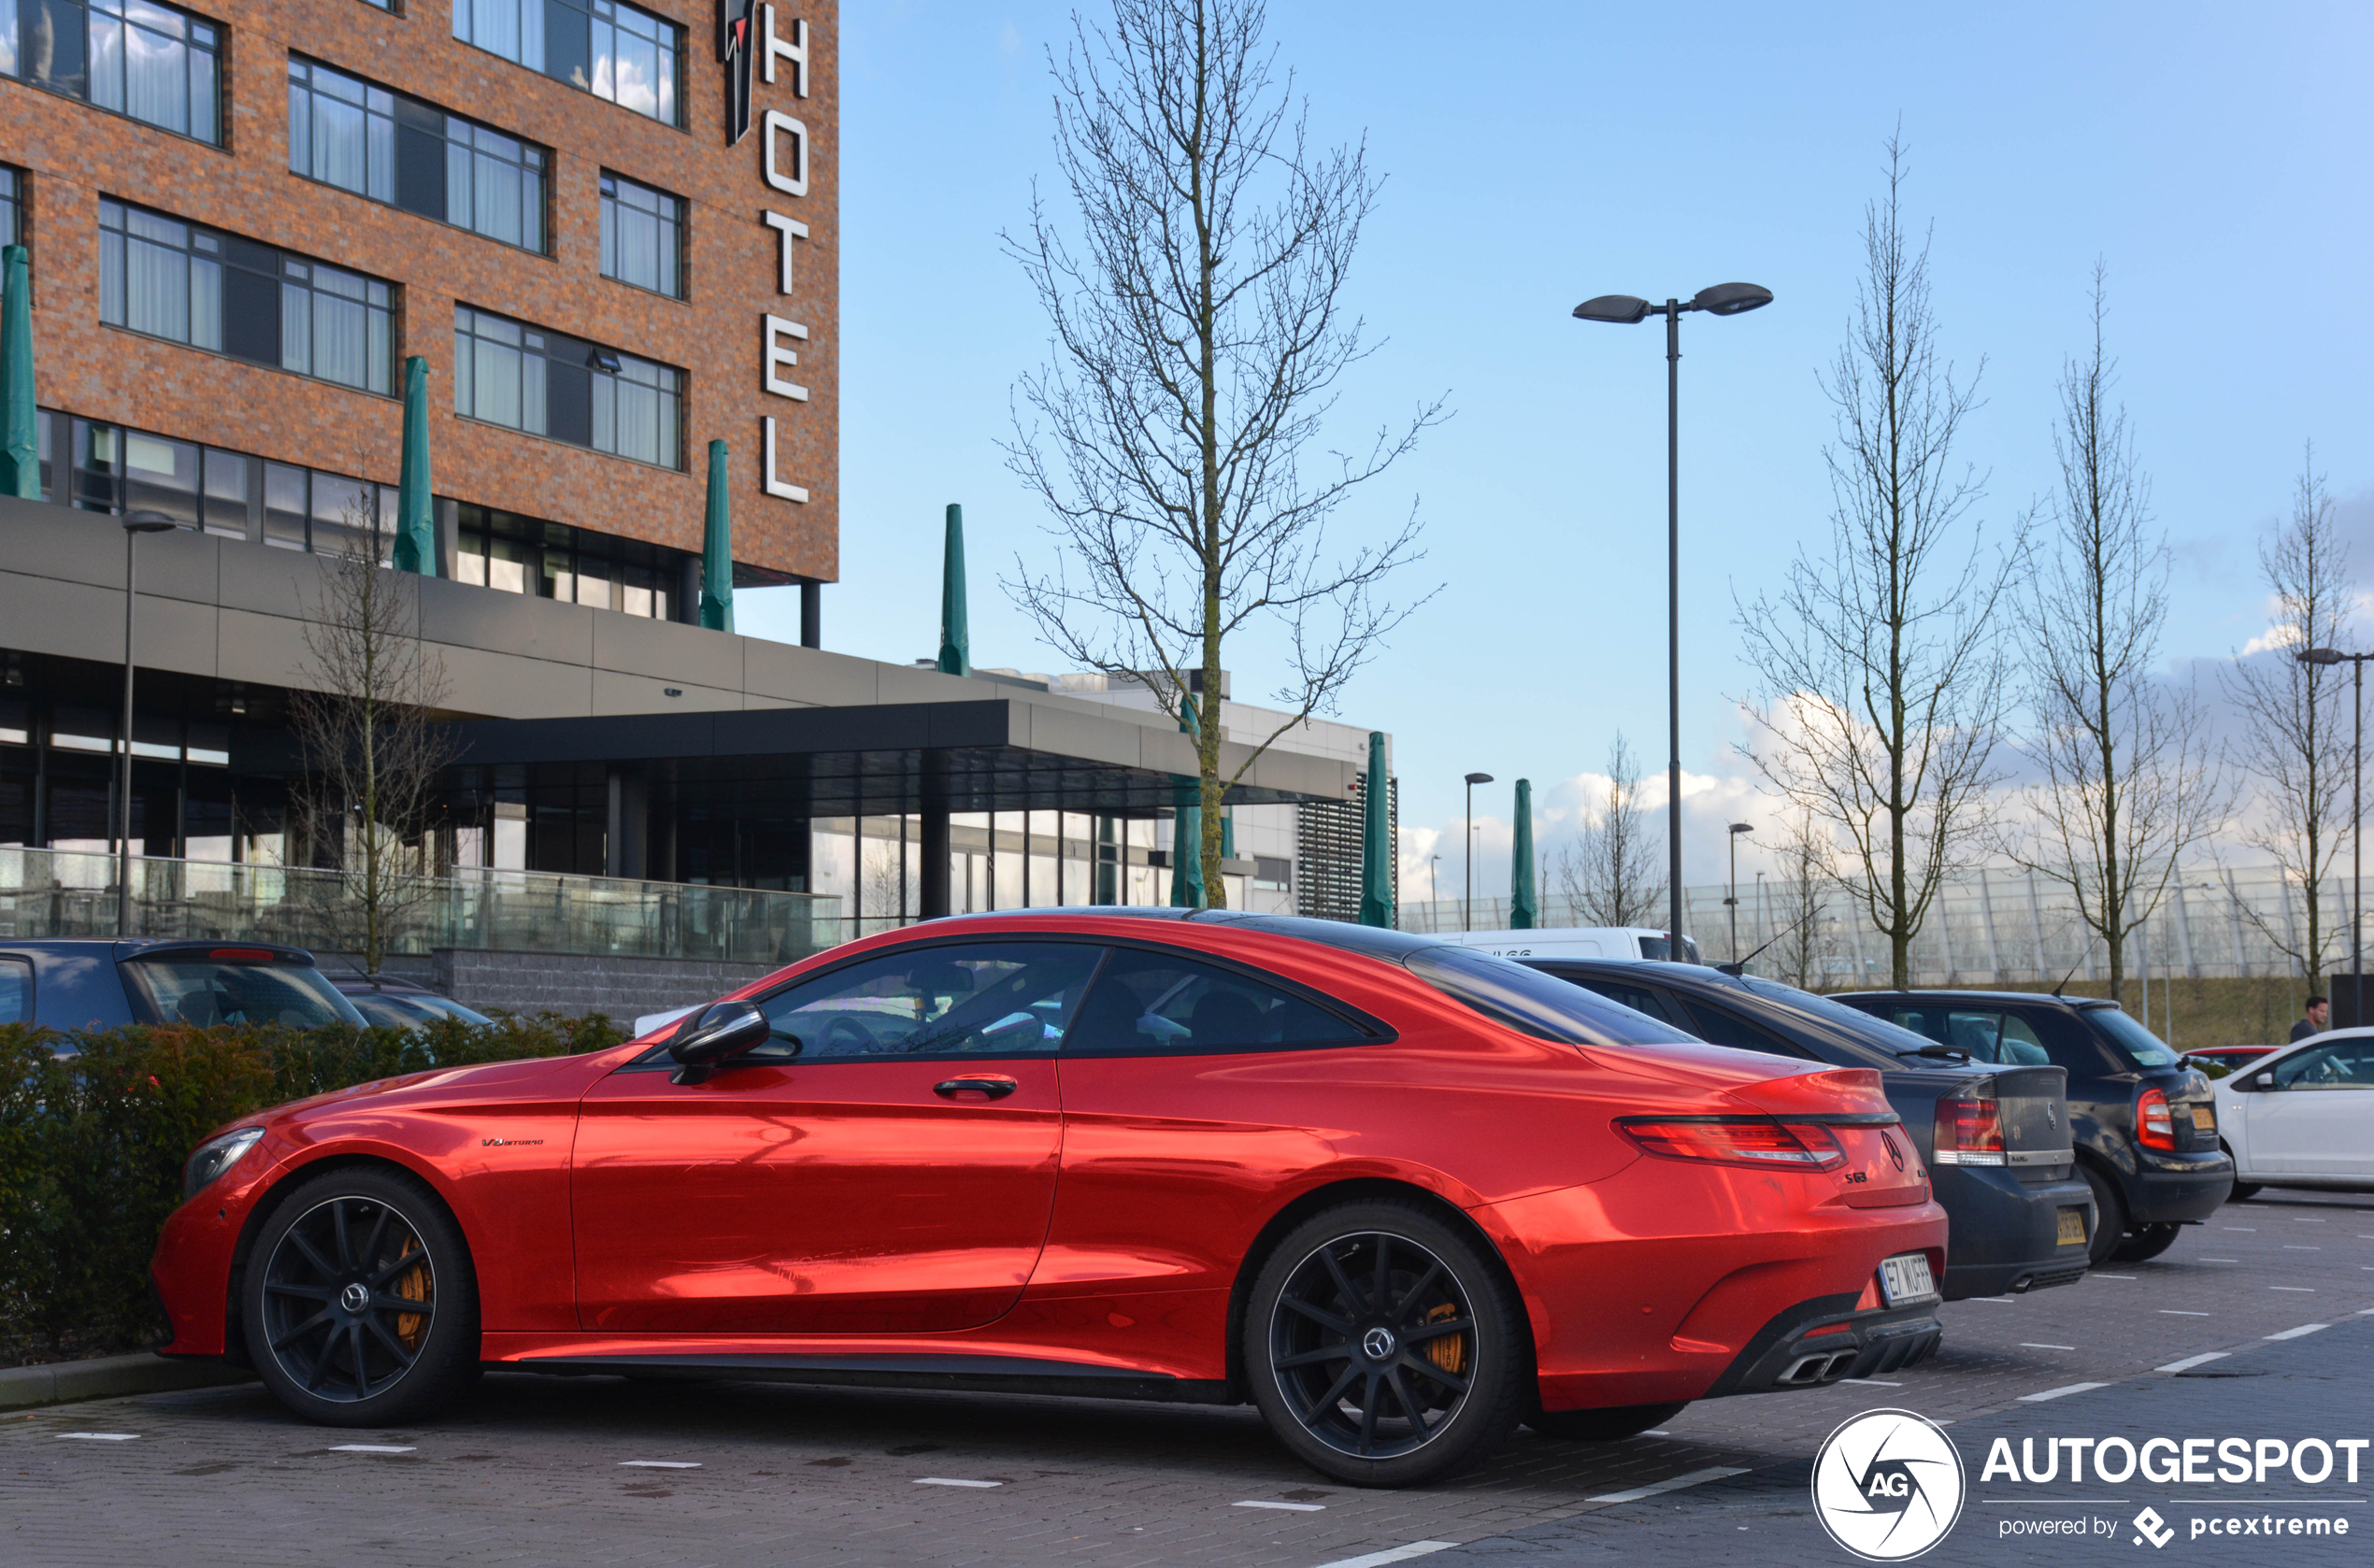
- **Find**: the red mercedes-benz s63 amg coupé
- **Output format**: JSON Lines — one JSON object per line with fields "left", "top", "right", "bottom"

{"left": 153, "top": 910, "right": 1947, "bottom": 1485}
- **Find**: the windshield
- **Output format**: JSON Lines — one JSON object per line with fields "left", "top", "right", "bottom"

{"left": 1404, "top": 946, "right": 1701, "bottom": 1046}
{"left": 123, "top": 955, "right": 366, "bottom": 1029}
{"left": 2084, "top": 1005, "right": 2181, "bottom": 1067}
{"left": 1738, "top": 976, "right": 1940, "bottom": 1055}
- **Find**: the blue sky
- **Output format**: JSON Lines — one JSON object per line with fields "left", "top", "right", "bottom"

{"left": 737, "top": 0, "right": 2374, "bottom": 892}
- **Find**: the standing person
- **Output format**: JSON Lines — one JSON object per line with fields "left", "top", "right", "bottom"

{"left": 2291, "top": 994, "right": 2330, "bottom": 1043}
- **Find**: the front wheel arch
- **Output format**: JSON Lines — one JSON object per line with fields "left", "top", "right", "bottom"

{"left": 223, "top": 1152, "right": 471, "bottom": 1370}
{"left": 1224, "top": 1177, "right": 1534, "bottom": 1403}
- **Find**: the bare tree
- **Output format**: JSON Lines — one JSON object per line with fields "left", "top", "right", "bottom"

{"left": 1767, "top": 809, "right": 1835, "bottom": 991}
{"left": 2222, "top": 449, "right": 2352, "bottom": 986}
{"left": 2006, "top": 266, "right": 2230, "bottom": 999}
{"left": 288, "top": 491, "right": 453, "bottom": 977}
{"left": 1554, "top": 733, "right": 1666, "bottom": 928}
{"left": 1738, "top": 135, "right": 2018, "bottom": 990}
{"left": 1003, "top": 0, "right": 1440, "bottom": 905}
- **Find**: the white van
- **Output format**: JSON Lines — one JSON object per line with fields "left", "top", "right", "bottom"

{"left": 1433, "top": 926, "right": 1704, "bottom": 964}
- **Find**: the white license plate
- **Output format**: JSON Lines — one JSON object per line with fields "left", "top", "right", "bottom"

{"left": 1879, "top": 1252, "right": 1938, "bottom": 1306}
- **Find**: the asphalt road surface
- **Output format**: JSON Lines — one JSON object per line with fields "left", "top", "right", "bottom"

{"left": 5, "top": 1189, "right": 2368, "bottom": 1568}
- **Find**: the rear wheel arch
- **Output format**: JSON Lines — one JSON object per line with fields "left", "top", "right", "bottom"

{"left": 1223, "top": 1176, "right": 1536, "bottom": 1401}
{"left": 223, "top": 1152, "right": 472, "bottom": 1368}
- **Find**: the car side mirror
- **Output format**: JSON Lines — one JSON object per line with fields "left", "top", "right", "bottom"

{"left": 668, "top": 1002, "right": 774, "bottom": 1085}
{"left": 2251, "top": 1072, "right": 2274, "bottom": 1091}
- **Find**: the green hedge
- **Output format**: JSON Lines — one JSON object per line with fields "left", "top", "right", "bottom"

{"left": 0, "top": 1011, "right": 623, "bottom": 1366}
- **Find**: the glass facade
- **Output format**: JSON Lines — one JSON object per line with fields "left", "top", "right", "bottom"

{"left": 453, "top": 305, "right": 681, "bottom": 470}
{"left": 2, "top": 0, "right": 221, "bottom": 143}
{"left": 453, "top": 504, "right": 682, "bottom": 620}
{"left": 598, "top": 171, "right": 681, "bottom": 299}
{"left": 450, "top": 0, "right": 679, "bottom": 126}
{"left": 0, "top": 167, "right": 18, "bottom": 250}
{"left": 100, "top": 199, "right": 395, "bottom": 395}
{"left": 288, "top": 58, "right": 547, "bottom": 254}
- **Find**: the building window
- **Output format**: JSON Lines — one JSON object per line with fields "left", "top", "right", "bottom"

{"left": 454, "top": 505, "right": 682, "bottom": 619}
{"left": 2, "top": 0, "right": 222, "bottom": 144}
{"left": 100, "top": 199, "right": 395, "bottom": 395}
{"left": 453, "top": 305, "right": 680, "bottom": 469}
{"left": 450, "top": 0, "right": 679, "bottom": 127}
{"left": 0, "top": 167, "right": 19, "bottom": 250}
{"left": 288, "top": 58, "right": 547, "bottom": 254}
{"left": 598, "top": 171, "right": 681, "bottom": 298}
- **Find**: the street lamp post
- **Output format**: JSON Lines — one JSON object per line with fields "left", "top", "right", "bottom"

{"left": 2297, "top": 646, "right": 2368, "bottom": 1019}
{"left": 117, "top": 511, "right": 179, "bottom": 936}
{"left": 1573, "top": 282, "right": 1773, "bottom": 953}
{"left": 1428, "top": 854, "right": 1441, "bottom": 908}
{"left": 1463, "top": 772, "right": 1494, "bottom": 933}
{"left": 1725, "top": 821, "right": 1754, "bottom": 962}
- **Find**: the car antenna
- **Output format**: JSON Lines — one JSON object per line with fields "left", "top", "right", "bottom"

{"left": 2049, "top": 952, "right": 2085, "bottom": 999}
{"left": 1716, "top": 905, "right": 1822, "bottom": 978}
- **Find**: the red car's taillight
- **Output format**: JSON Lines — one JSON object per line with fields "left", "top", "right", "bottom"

{"left": 1933, "top": 1095, "right": 2005, "bottom": 1166}
{"left": 1615, "top": 1116, "right": 1847, "bottom": 1172}
{"left": 2137, "top": 1087, "right": 2177, "bottom": 1151}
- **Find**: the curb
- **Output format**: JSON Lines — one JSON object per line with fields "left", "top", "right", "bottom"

{"left": 0, "top": 1352, "right": 257, "bottom": 1410}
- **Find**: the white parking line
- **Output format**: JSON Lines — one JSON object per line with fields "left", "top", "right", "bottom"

{"left": 2293, "top": 1218, "right": 2325, "bottom": 1223}
{"left": 1237, "top": 1500, "right": 1326, "bottom": 1512}
{"left": 2270, "top": 1286, "right": 2317, "bottom": 1292}
{"left": 2089, "top": 1274, "right": 2138, "bottom": 1281}
{"left": 56, "top": 1433, "right": 137, "bottom": 1442}
{"left": 2019, "top": 1382, "right": 2109, "bottom": 1404}
{"left": 2284, "top": 1246, "right": 2322, "bottom": 1251}
{"left": 1309, "top": 1544, "right": 1458, "bottom": 1568}
{"left": 328, "top": 1444, "right": 414, "bottom": 1454}
{"left": 1841, "top": 1378, "right": 1901, "bottom": 1387}
{"left": 2021, "top": 1344, "right": 2076, "bottom": 1350}
{"left": 915, "top": 1477, "right": 1002, "bottom": 1489}
{"left": 619, "top": 1461, "right": 700, "bottom": 1469}
{"left": 2224, "top": 1227, "right": 2257, "bottom": 1232}
{"left": 2199, "top": 1257, "right": 2239, "bottom": 1262}
{"left": 2158, "top": 1352, "right": 2230, "bottom": 1373}
{"left": 2159, "top": 1309, "right": 2210, "bottom": 1316}
{"left": 1586, "top": 1466, "right": 1749, "bottom": 1504}
{"left": 2266, "top": 1323, "right": 2330, "bottom": 1341}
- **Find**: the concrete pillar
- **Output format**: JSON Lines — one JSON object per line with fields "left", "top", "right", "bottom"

{"left": 801, "top": 579, "right": 822, "bottom": 648}
{"left": 606, "top": 769, "right": 648, "bottom": 881}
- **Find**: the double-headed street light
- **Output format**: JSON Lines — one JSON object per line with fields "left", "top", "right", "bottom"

{"left": 2297, "top": 646, "right": 2369, "bottom": 1004}
{"left": 118, "top": 510, "right": 179, "bottom": 936}
{"left": 1572, "top": 282, "right": 1773, "bottom": 950}
{"left": 1464, "top": 771, "right": 1494, "bottom": 932}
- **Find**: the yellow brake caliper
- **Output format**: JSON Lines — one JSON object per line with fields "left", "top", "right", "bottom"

{"left": 1423, "top": 1300, "right": 1466, "bottom": 1376}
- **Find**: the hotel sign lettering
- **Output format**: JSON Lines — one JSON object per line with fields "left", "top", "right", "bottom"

{"left": 721, "top": 1, "right": 814, "bottom": 505}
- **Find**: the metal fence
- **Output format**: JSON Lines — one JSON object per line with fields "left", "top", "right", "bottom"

{"left": 0, "top": 848, "right": 841, "bottom": 966}
{"left": 1398, "top": 862, "right": 2361, "bottom": 986}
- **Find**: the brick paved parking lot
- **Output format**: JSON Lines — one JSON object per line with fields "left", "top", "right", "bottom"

{"left": 5, "top": 1189, "right": 2369, "bottom": 1568}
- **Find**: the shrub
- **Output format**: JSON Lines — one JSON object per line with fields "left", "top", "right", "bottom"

{"left": 0, "top": 1011, "right": 621, "bottom": 1365}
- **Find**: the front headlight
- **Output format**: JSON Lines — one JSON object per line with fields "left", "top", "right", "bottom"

{"left": 183, "top": 1127, "right": 265, "bottom": 1202}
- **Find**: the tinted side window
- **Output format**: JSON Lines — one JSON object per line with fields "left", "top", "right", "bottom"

{"left": 0, "top": 957, "right": 29, "bottom": 1024}
{"left": 1678, "top": 1000, "right": 1817, "bottom": 1060}
{"left": 755, "top": 942, "right": 1105, "bottom": 1061}
{"left": 1559, "top": 976, "right": 1686, "bottom": 1030}
{"left": 1065, "top": 947, "right": 1370, "bottom": 1056}
{"left": 2270, "top": 1042, "right": 2374, "bottom": 1089}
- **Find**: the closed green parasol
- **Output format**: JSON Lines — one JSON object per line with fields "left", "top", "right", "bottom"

{"left": 1170, "top": 702, "right": 1205, "bottom": 908}
{"left": 0, "top": 245, "right": 36, "bottom": 499}
{"left": 937, "top": 503, "right": 969, "bottom": 676}
{"left": 700, "top": 439, "right": 734, "bottom": 631}
{"left": 1510, "top": 777, "right": 1537, "bottom": 929}
{"left": 1359, "top": 731, "right": 1393, "bottom": 928}
{"left": 392, "top": 356, "right": 436, "bottom": 573}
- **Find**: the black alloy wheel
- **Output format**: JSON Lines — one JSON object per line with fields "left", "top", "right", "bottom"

{"left": 1246, "top": 1201, "right": 1527, "bottom": 1487}
{"left": 245, "top": 1167, "right": 479, "bottom": 1426}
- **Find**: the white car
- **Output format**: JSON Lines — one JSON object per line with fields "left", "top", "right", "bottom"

{"left": 2211, "top": 1028, "right": 2374, "bottom": 1197}
{"left": 1433, "top": 926, "right": 1704, "bottom": 964}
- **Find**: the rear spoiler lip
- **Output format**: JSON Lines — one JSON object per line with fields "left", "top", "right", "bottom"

{"left": 1622, "top": 1110, "right": 1903, "bottom": 1129}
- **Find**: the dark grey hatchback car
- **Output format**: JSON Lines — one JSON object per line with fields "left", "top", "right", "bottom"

{"left": 1524, "top": 961, "right": 2096, "bottom": 1301}
{"left": 0, "top": 939, "right": 366, "bottom": 1034}
{"left": 1830, "top": 991, "right": 2230, "bottom": 1265}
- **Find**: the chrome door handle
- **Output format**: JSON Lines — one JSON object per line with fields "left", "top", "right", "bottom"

{"left": 934, "top": 1076, "right": 1018, "bottom": 1100}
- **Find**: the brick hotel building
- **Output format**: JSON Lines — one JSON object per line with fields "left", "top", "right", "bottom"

{"left": 0, "top": 0, "right": 1377, "bottom": 953}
